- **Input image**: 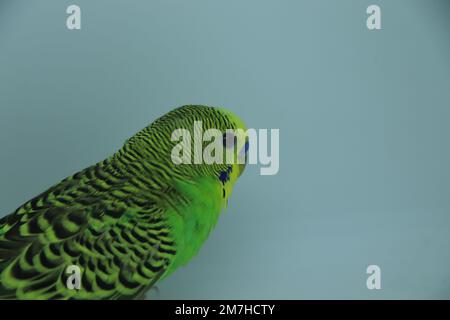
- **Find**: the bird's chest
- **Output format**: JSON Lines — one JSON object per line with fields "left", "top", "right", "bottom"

{"left": 165, "top": 177, "right": 224, "bottom": 272}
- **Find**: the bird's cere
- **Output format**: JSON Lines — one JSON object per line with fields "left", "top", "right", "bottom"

{"left": 170, "top": 121, "right": 280, "bottom": 176}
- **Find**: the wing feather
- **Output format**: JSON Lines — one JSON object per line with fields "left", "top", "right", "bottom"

{"left": 0, "top": 161, "right": 177, "bottom": 300}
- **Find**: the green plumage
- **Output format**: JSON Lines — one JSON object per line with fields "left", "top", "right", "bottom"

{"left": 0, "top": 105, "right": 247, "bottom": 299}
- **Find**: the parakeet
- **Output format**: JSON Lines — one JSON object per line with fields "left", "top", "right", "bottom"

{"left": 0, "top": 105, "right": 248, "bottom": 299}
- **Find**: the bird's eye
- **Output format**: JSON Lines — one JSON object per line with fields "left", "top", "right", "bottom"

{"left": 222, "top": 132, "right": 236, "bottom": 149}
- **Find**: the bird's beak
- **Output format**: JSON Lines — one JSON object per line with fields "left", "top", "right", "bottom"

{"left": 237, "top": 140, "right": 249, "bottom": 177}
{"left": 238, "top": 162, "right": 246, "bottom": 177}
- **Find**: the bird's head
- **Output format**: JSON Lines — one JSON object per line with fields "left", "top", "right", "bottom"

{"left": 127, "top": 105, "right": 248, "bottom": 194}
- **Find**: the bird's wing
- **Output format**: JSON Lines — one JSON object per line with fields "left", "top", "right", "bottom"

{"left": 0, "top": 163, "right": 178, "bottom": 300}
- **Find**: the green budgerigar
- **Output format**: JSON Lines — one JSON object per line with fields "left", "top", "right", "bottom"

{"left": 0, "top": 105, "right": 248, "bottom": 299}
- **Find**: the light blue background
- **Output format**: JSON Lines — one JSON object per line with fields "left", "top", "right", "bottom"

{"left": 1, "top": 0, "right": 450, "bottom": 299}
